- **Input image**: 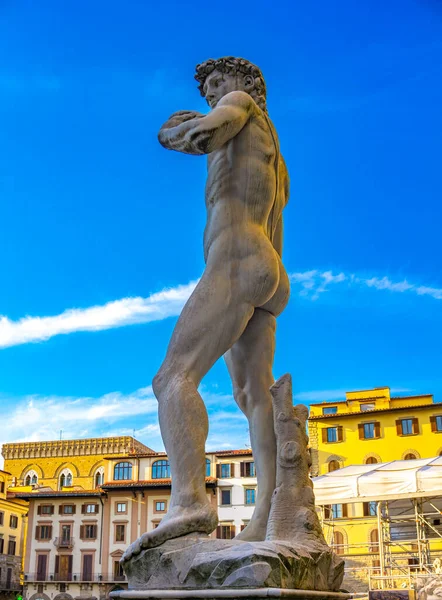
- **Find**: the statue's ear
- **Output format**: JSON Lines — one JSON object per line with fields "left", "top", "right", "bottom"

{"left": 244, "top": 74, "right": 254, "bottom": 91}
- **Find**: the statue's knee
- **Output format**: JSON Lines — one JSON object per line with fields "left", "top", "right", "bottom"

{"left": 234, "top": 387, "right": 249, "bottom": 413}
{"left": 152, "top": 368, "right": 169, "bottom": 398}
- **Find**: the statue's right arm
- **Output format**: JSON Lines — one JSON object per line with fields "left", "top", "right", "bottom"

{"left": 158, "top": 91, "right": 254, "bottom": 155}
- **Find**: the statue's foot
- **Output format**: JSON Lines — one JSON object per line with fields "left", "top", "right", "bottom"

{"left": 234, "top": 516, "right": 267, "bottom": 542}
{"left": 121, "top": 502, "right": 218, "bottom": 562}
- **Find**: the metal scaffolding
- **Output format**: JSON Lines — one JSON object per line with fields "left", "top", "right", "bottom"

{"left": 319, "top": 494, "right": 442, "bottom": 590}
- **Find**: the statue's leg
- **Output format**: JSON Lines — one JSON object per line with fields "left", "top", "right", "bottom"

{"left": 224, "top": 307, "right": 277, "bottom": 542}
{"left": 122, "top": 266, "right": 254, "bottom": 560}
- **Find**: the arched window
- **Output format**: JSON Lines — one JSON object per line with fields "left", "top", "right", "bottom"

{"left": 95, "top": 468, "right": 105, "bottom": 487}
{"left": 333, "top": 531, "right": 345, "bottom": 555}
{"left": 206, "top": 459, "right": 211, "bottom": 477}
{"left": 25, "top": 470, "right": 38, "bottom": 486}
{"left": 59, "top": 469, "right": 73, "bottom": 490}
{"left": 365, "top": 456, "right": 378, "bottom": 465}
{"left": 114, "top": 462, "right": 133, "bottom": 481}
{"left": 152, "top": 460, "right": 170, "bottom": 479}
{"left": 369, "top": 528, "right": 379, "bottom": 553}
{"left": 404, "top": 453, "right": 417, "bottom": 460}
{"left": 328, "top": 460, "right": 340, "bottom": 472}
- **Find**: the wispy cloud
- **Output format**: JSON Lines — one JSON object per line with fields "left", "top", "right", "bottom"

{"left": 0, "top": 281, "right": 197, "bottom": 349}
{"left": 289, "top": 270, "right": 442, "bottom": 301}
{"left": 0, "top": 385, "right": 249, "bottom": 468}
{"left": 1, "top": 269, "right": 440, "bottom": 350}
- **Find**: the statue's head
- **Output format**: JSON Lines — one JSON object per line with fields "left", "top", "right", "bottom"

{"left": 195, "top": 57, "right": 267, "bottom": 112}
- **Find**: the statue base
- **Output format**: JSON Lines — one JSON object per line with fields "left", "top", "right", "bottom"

{"left": 110, "top": 588, "right": 351, "bottom": 600}
{"left": 120, "top": 535, "right": 344, "bottom": 592}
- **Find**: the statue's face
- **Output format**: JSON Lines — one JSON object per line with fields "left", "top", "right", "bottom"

{"left": 203, "top": 70, "right": 253, "bottom": 109}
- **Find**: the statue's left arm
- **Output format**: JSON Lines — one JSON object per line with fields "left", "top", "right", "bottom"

{"left": 158, "top": 91, "right": 254, "bottom": 155}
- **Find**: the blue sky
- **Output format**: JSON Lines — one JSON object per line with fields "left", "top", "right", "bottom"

{"left": 1, "top": 0, "right": 441, "bottom": 460}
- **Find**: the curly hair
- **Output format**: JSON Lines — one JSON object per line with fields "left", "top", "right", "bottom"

{"left": 194, "top": 56, "right": 267, "bottom": 112}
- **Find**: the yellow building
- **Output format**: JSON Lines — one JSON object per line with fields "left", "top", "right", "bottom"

{"left": 308, "top": 386, "right": 442, "bottom": 476}
{"left": 2, "top": 436, "right": 153, "bottom": 492}
{"left": 0, "top": 469, "right": 28, "bottom": 599}
{"left": 308, "top": 386, "right": 442, "bottom": 592}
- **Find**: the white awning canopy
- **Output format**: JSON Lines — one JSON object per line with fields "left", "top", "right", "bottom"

{"left": 312, "top": 456, "right": 442, "bottom": 504}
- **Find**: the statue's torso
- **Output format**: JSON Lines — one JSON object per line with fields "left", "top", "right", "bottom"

{"left": 203, "top": 110, "right": 288, "bottom": 264}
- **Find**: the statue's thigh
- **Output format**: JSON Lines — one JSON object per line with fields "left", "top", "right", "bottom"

{"left": 224, "top": 308, "right": 276, "bottom": 390}
{"left": 164, "top": 269, "right": 254, "bottom": 381}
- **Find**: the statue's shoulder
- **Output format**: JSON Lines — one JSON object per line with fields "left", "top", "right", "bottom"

{"left": 218, "top": 91, "right": 257, "bottom": 112}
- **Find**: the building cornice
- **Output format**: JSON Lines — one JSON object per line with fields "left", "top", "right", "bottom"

{"left": 308, "top": 401, "right": 442, "bottom": 420}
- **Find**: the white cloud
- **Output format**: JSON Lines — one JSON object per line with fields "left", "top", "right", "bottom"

{"left": 290, "top": 270, "right": 442, "bottom": 302}
{"left": 0, "top": 281, "right": 198, "bottom": 349}
{"left": 0, "top": 384, "right": 251, "bottom": 468}
{"left": 0, "top": 269, "right": 441, "bottom": 351}
{"left": 0, "top": 386, "right": 158, "bottom": 449}
{"left": 363, "top": 276, "right": 414, "bottom": 293}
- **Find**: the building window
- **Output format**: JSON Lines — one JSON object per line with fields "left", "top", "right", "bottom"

{"left": 431, "top": 416, "right": 442, "bottom": 433}
{"left": 80, "top": 524, "right": 97, "bottom": 540}
{"left": 0, "top": 511, "right": 3, "bottom": 526}
{"left": 404, "top": 452, "right": 417, "bottom": 460}
{"left": 114, "top": 560, "right": 125, "bottom": 581}
{"left": 220, "top": 489, "right": 232, "bottom": 506}
{"left": 218, "top": 463, "right": 233, "bottom": 478}
{"left": 116, "top": 502, "right": 127, "bottom": 514}
{"left": 240, "top": 462, "right": 255, "bottom": 477}
{"left": 217, "top": 524, "right": 235, "bottom": 539}
{"left": 25, "top": 471, "right": 38, "bottom": 486}
{"left": 115, "top": 524, "right": 126, "bottom": 542}
{"left": 0, "top": 535, "right": 3, "bottom": 553}
{"left": 95, "top": 468, "right": 105, "bottom": 487}
{"left": 7, "top": 538, "right": 16, "bottom": 556}
{"left": 322, "top": 426, "right": 343, "bottom": 443}
{"left": 332, "top": 531, "right": 345, "bottom": 555}
{"left": 206, "top": 458, "right": 211, "bottom": 477}
{"left": 323, "top": 406, "right": 337, "bottom": 415}
{"left": 152, "top": 460, "right": 170, "bottom": 479}
{"left": 369, "top": 528, "right": 379, "bottom": 553}
{"left": 59, "top": 469, "right": 73, "bottom": 489}
{"left": 155, "top": 500, "right": 167, "bottom": 513}
{"left": 82, "top": 554, "right": 93, "bottom": 582}
{"left": 38, "top": 504, "right": 54, "bottom": 515}
{"left": 9, "top": 515, "right": 18, "bottom": 529}
{"left": 328, "top": 460, "right": 340, "bottom": 472}
{"left": 363, "top": 501, "right": 377, "bottom": 517}
{"left": 114, "top": 462, "right": 133, "bottom": 481}
{"left": 397, "top": 418, "right": 418, "bottom": 436}
{"left": 358, "top": 422, "right": 380, "bottom": 440}
{"left": 36, "top": 525, "right": 52, "bottom": 541}
{"left": 0, "top": 481, "right": 4, "bottom": 494}
{"left": 60, "top": 504, "right": 75, "bottom": 515}
{"left": 365, "top": 456, "right": 379, "bottom": 465}
{"left": 361, "top": 403, "right": 375, "bottom": 412}
{"left": 327, "top": 504, "right": 348, "bottom": 519}
{"left": 245, "top": 488, "right": 256, "bottom": 505}
{"left": 82, "top": 503, "right": 98, "bottom": 514}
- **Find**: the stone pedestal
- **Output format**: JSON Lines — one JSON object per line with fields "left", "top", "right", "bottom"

{"left": 120, "top": 535, "right": 344, "bottom": 592}
{"left": 110, "top": 588, "right": 352, "bottom": 600}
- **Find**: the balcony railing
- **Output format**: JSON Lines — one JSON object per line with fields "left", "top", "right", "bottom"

{"left": 24, "top": 573, "right": 127, "bottom": 583}
{"left": 53, "top": 537, "right": 74, "bottom": 549}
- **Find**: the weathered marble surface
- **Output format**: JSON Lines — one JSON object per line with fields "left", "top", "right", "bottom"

{"left": 123, "top": 535, "right": 344, "bottom": 592}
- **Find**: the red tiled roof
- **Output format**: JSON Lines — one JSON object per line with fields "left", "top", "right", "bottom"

{"left": 211, "top": 449, "right": 253, "bottom": 456}
{"left": 101, "top": 477, "right": 217, "bottom": 489}
{"left": 308, "top": 401, "right": 442, "bottom": 420}
{"left": 12, "top": 489, "right": 103, "bottom": 499}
